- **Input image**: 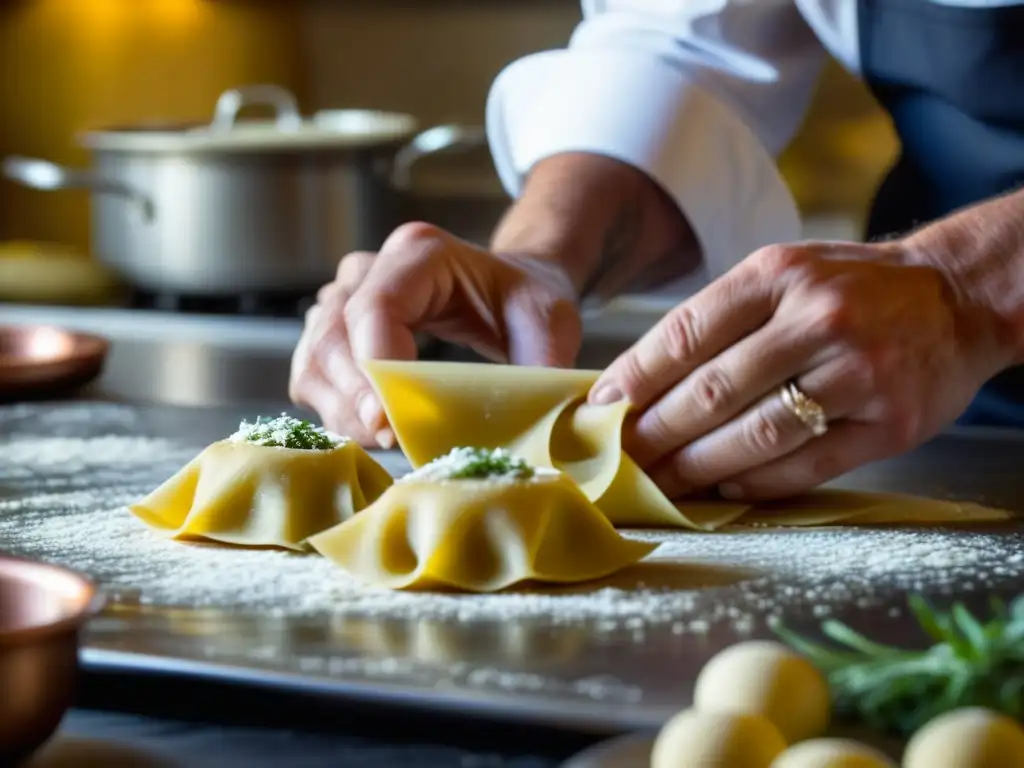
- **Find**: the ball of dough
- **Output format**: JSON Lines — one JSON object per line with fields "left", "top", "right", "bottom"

{"left": 651, "top": 708, "right": 787, "bottom": 768}
{"left": 693, "top": 640, "right": 830, "bottom": 743}
{"left": 770, "top": 738, "right": 897, "bottom": 767}
{"left": 903, "top": 707, "right": 1024, "bottom": 768}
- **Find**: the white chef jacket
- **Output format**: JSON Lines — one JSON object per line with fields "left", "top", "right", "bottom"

{"left": 485, "top": 0, "right": 1020, "bottom": 292}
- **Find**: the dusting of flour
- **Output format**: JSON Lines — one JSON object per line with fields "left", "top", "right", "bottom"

{"left": 2, "top": 404, "right": 1022, "bottom": 634}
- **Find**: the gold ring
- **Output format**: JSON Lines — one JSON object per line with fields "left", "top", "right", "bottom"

{"left": 779, "top": 381, "right": 828, "bottom": 436}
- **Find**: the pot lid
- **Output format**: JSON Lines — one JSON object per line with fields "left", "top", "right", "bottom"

{"left": 80, "top": 85, "right": 419, "bottom": 154}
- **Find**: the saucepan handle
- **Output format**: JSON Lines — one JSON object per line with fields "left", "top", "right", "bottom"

{"left": 209, "top": 84, "right": 303, "bottom": 132}
{"left": 391, "top": 124, "right": 488, "bottom": 189}
{"left": 2, "top": 156, "right": 155, "bottom": 221}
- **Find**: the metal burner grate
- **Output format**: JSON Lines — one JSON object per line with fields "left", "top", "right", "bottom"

{"left": 128, "top": 290, "right": 315, "bottom": 319}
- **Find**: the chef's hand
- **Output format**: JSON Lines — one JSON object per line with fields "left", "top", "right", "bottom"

{"left": 291, "top": 152, "right": 697, "bottom": 448}
{"left": 591, "top": 240, "right": 1016, "bottom": 501}
{"left": 289, "top": 222, "right": 581, "bottom": 447}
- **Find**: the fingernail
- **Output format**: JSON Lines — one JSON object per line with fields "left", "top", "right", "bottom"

{"left": 374, "top": 427, "right": 395, "bottom": 450}
{"left": 358, "top": 392, "right": 383, "bottom": 431}
{"left": 589, "top": 384, "right": 624, "bottom": 405}
{"left": 718, "top": 483, "right": 745, "bottom": 500}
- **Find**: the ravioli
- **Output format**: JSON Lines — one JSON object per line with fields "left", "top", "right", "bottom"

{"left": 362, "top": 361, "right": 1013, "bottom": 530}
{"left": 129, "top": 415, "right": 393, "bottom": 550}
{"left": 364, "top": 360, "right": 747, "bottom": 530}
{"left": 308, "top": 447, "right": 657, "bottom": 592}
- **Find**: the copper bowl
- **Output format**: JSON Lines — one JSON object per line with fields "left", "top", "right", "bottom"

{"left": 0, "top": 325, "right": 109, "bottom": 402}
{"left": 0, "top": 555, "right": 103, "bottom": 765}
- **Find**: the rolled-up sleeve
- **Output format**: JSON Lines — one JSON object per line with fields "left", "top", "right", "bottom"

{"left": 486, "top": 0, "right": 827, "bottom": 279}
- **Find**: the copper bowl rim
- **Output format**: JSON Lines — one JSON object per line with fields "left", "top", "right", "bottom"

{"left": 0, "top": 554, "right": 105, "bottom": 648}
{"left": 0, "top": 325, "right": 110, "bottom": 370}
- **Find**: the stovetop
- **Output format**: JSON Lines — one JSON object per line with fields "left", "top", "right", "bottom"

{"left": 126, "top": 289, "right": 316, "bottom": 319}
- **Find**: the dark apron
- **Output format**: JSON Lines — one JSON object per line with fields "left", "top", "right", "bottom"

{"left": 859, "top": 0, "right": 1024, "bottom": 427}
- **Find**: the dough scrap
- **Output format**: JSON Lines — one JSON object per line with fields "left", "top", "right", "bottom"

{"left": 129, "top": 439, "right": 393, "bottom": 551}
{"left": 364, "top": 361, "right": 1013, "bottom": 530}
{"left": 308, "top": 469, "right": 657, "bottom": 592}
{"left": 740, "top": 489, "right": 1011, "bottom": 527}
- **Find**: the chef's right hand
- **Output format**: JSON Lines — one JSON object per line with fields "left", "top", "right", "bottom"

{"left": 288, "top": 221, "right": 582, "bottom": 448}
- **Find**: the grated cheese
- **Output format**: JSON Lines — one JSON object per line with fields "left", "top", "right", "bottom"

{"left": 400, "top": 446, "right": 555, "bottom": 484}
{"left": 228, "top": 413, "right": 346, "bottom": 450}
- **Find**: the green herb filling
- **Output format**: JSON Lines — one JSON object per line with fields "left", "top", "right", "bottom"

{"left": 407, "top": 446, "right": 537, "bottom": 482}
{"left": 231, "top": 414, "right": 340, "bottom": 450}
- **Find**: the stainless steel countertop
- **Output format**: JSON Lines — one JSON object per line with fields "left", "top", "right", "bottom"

{"left": 2, "top": 300, "right": 670, "bottom": 407}
{"left": 2, "top": 304, "right": 305, "bottom": 407}
{"left": 2, "top": 400, "right": 1023, "bottom": 736}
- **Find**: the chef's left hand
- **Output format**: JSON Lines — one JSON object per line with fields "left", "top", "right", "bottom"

{"left": 589, "top": 241, "right": 1014, "bottom": 500}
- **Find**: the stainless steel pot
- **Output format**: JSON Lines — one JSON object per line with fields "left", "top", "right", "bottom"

{"left": 2, "top": 85, "right": 485, "bottom": 295}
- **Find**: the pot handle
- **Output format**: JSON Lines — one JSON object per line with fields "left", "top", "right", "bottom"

{"left": 2, "top": 156, "right": 155, "bottom": 221}
{"left": 209, "top": 84, "right": 303, "bottom": 132}
{"left": 391, "top": 124, "right": 488, "bottom": 189}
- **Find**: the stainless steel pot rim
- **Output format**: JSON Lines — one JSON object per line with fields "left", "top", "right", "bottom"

{"left": 80, "top": 84, "right": 424, "bottom": 154}
{"left": 80, "top": 110, "right": 420, "bottom": 154}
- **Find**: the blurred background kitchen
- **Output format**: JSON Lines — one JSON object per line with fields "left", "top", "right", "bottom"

{"left": 0, "top": 0, "right": 899, "bottom": 408}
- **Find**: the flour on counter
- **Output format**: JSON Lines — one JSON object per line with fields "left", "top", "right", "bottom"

{"left": 0, "top": 402, "right": 143, "bottom": 433}
{"left": 2, "top": 430, "right": 1022, "bottom": 635}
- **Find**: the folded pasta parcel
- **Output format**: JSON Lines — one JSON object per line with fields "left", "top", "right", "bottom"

{"left": 129, "top": 414, "right": 394, "bottom": 551}
{"left": 362, "top": 360, "right": 751, "bottom": 531}
{"left": 308, "top": 447, "right": 658, "bottom": 593}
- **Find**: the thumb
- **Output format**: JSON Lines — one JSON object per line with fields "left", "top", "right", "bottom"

{"left": 504, "top": 291, "right": 582, "bottom": 368}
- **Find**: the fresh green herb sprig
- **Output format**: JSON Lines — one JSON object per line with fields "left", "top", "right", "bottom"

{"left": 239, "top": 415, "right": 336, "bottom": 450}
{"left": 773, "top": 594, "right": 1024, "bottom": 735}
{"left": 446, "top": 447, "right": 535, "bottom": 480}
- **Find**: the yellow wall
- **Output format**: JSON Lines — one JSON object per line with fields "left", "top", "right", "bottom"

{"left": 779, "top": 60, "right": 899, "bottom": 225}
{"left": 0, "top": 0, "right": 305, "bottom": 252}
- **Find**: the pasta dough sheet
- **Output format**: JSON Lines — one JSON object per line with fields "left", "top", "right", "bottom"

{"left": 308, "top": 470, "right": 657, "bottom": 593}
{"left": 130, "top": 439, "right": 393, "bottom": 551}
{"left": 739, "top": 489, "right": 1012, "bottom": 527}
{"left": 363, "top": 361, "right": 1013, "bottom": 530}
